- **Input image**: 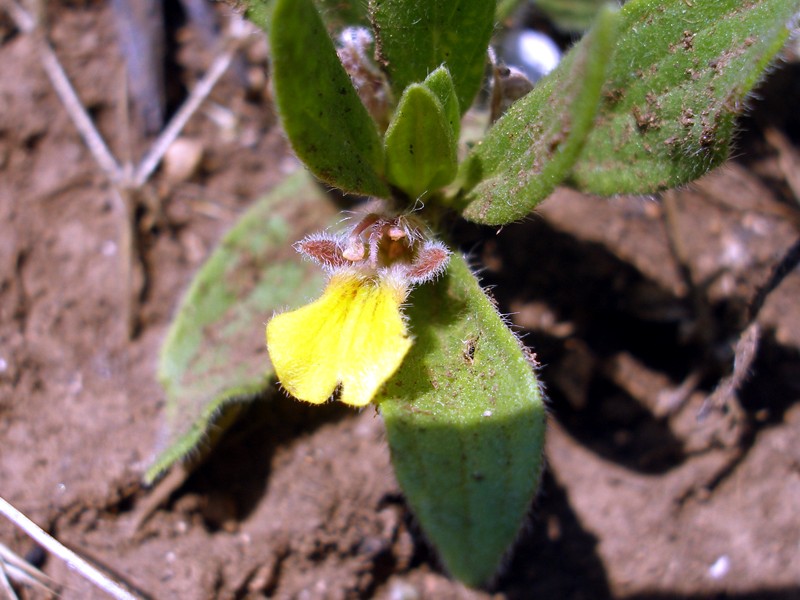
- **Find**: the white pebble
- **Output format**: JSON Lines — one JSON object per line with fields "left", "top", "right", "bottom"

{"left": 709, "top": 555, "right": 730, "bottom": 579}
{"left": 100, "top": 240, "right": 117, "bottom": 257}
{"left": 163, "top": 137, "right": 204, "bottom": 182}
{"left": 502, "top": 30, "right": 562, "bottom": 82}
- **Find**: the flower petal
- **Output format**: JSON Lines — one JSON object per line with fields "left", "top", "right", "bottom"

{"left": 266, "top": 271, "right": 412, "bottom": 406}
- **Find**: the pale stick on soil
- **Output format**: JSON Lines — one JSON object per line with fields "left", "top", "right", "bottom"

{"left": 0, "top": 552, "right": 20, "bottom": 600}
{"left": 1, "top": 0, "right": 123, "bottom": 182}
{"left": 133, "top": 13, "right": 249, "bottom": 187}
{"left": 2, "top": 0, "right": 251, "bottom": 336}
{"left": 0, "top": 497, "right": 139, "bottom": 600}
{"left": 702, "top": 235, "right": 800, "bottom": 419}
{"left": 0, "top": 541, "right": 60, "bottom": 599}
{"left": 1, "top": 0, "right": 250, "bottom": 187}
{"left": 128, "top": 462, "right": 192, "bottom": 533}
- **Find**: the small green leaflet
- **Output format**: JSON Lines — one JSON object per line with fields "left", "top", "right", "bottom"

{"left": 384, "top": 80, "right": 458, "bottom": 200}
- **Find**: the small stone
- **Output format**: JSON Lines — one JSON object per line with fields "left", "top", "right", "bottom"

{"left": 501, "top": 30, "right": 562, "bottom": 83}
{"left": 163, "top": 137, "right": 204, "bottom": 182}
{"left": 708, "top": 555, "right": 730, "bottom": 579}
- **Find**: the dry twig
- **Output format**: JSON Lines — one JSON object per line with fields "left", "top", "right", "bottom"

{"left": 0, "top": 541, "right": 60, "bottom": 599}
{"left": 2, "top": 0, "right": 123, "bottom": 181}
{"left": 0, "top": 496, "right": 139, "bottom": 600}
{"left": 1, "top": 0, "right": 252, "bottom": 336}
{"left": 2, "top": 0, "right": 250, "bottom": 187}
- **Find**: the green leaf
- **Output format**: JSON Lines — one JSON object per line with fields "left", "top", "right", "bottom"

{"left": 370, "top": 0, "right": 496, "bottom": 113}
{"left": 456, "top": 5, "right": 620, "bottom": 225}
{"left": 236, "top": 0, "right": 367, "bottom": 33}
{"left": 536, "top": 0, "right": 609, "bottom": 32}
{"left": 379, "top": 253, "right": 547, "bottom": 587}
{"left": 384, "top": 83, "right": 458, "bottom": 200}
{"left": 146, "top": 171, "right": 338, "bottom": 483}
{"left": 240, "top": 0, "right": 273, "bottom": 31}
{"left": 496, "top": 0, "right": 526, "bottom": 23}
{"left": 315, "top": 0, "right": 370, "bottom": 30}
{"left": 422, "top": 65, "right": 460, "bottom": 144}
{"left": 271, "top": 0, "right": 389, "bottom": 197}
{"left": 571, "top": 0, "right": 798, "bottom": 195}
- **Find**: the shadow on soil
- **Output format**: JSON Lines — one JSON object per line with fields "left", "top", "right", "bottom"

{"left": 455, "top": 213, "right": 800, "bottom": 474}
{"left": 498, "top": 471, "right": 611, "bottom": 599}
{"left": 454, "top": 218, "right": 696, "bottom": 474}
{"left": 172, "top": 392, "right": 352, "bottom": 527}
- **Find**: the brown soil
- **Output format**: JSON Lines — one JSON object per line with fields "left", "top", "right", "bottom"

{"left": 1, "top": 2, "right": 799, "bottom": 599}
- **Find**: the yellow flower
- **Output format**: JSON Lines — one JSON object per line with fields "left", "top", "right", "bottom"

{"left": 266, "top": 270, "right": 412, "bottom": 407}
{"left": 266, "top": 211, "right": 450, "bottom": 407}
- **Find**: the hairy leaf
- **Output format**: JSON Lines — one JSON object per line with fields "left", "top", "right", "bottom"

{"left": 234, "top": 0, "right": 367, "bottom": 32}
{"left": 571, "top": 0, "right": 798, "bottom": 194}
{"left": 370, "top": 0, "right": 495, "bottom": 113}
{"left": 496, "top": 0, "right": 526, "bottom": 23}
{"left": 536, "top": 0, "right": 609, "bottom": 32}
{"left": 457, "top": 6, "right": 620, "bottom": 225}
{"left": 315, "top": 0, "right": 370, "bottom": 30}
{"left": 238, "top": 0, "right": 273, "bottom": 31}
{"left": 147, "top": 172, "right": 338, "bottom": 482}
{"left": 422, "top": 65, "right": 460, "bottom": 143}
{"left": 379, "top": 254, "right": 547, "bottom": 587}
{"left": 384, "top": 84, "right": 457, "bottom": 199}
{"left": 271, "top": 0, "right": 389, "bottom": 196}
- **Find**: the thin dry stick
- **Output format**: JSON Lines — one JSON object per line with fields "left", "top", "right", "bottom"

{"left": 3, "top": 0, "right": 123, "bottom": 183}
{"left": 0, "top": 558, "right": 18, "bottom": 600}
{"left": 134, "top": 15, "right": 249, "bottom": 187}
{"left": 3, "top": 0, "right": 250, "bottom": 336}
{"left": 0, "top": 497, "right": 139, "bottom": 600}
{"left": 0, "top": 543, "right": 59, "bottom": 597}
{"left": 4, "top": 0, "right": 249, "bottom": 188}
